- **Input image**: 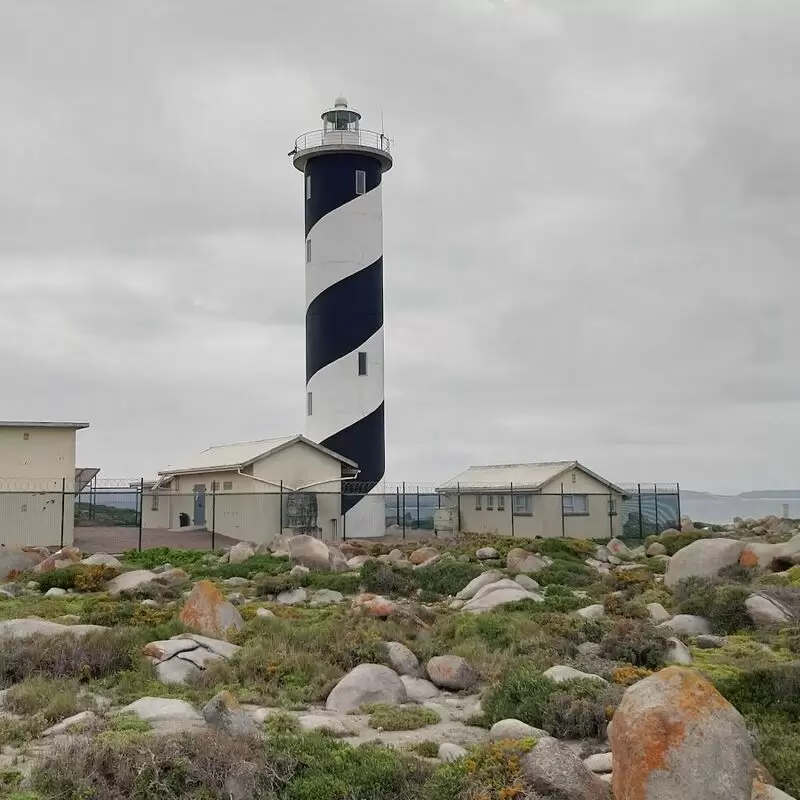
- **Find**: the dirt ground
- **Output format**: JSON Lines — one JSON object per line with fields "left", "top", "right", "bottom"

{"left": 74, "top": 527, "right": 241, "bottom": 554}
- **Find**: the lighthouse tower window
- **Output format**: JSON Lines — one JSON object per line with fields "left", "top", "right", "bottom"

{"left": 355, "top": 170, "right": 366, "bottom": 195}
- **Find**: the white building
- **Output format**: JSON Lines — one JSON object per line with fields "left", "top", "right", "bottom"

{"left": 143, "top": 435, "right": 361, "bottom": 543}
{"left": 0, "top": 421, "right": 89, "bottom": 547}
{"left": 436, "top": 461, "right": 628, "bottom": 540}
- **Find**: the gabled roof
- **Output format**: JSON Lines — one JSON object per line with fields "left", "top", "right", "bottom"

{"left": 436, "top": 461, "right": 626, "bottom": 495}
{"left": 0, "top": 421, "right": 89, "bottom": 430}
{"left": 157, "top": 434, "right": 358, "bottom": 477}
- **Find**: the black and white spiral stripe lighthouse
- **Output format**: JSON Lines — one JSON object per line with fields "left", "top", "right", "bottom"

{"left": 292, "top": 97, "right": 393, "bottom": 538}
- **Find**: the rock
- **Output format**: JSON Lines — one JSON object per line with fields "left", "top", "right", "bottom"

{"left": 696, "top": 634, "right": 727, "bottom": 649}
{"left": 289, "top": 564, "right": 310, "bottom": 578}
{"left": 476, "top": 547, "right": 499, "bottom": 560}
{"left": 256, "top": 607, "right": 275, "bottom": 618}
{"left": 106, "top": 569, "right": 158, "bottom": 596}
{"left": 680, "top": 515, "right": 695, "bottom": 533}
{"left": 202, "top": 690, "right": 257, "bottom": 736}
{"left": 0, "top": 583, "right": 23, "bottom": 598}
{"left": 297, "top": 714, "right": 346, "bottom": 734}
{"left": 607, "top": 555, "right": 622, "bottom": 566}
{"left": 400, "top": 675, "right": 441, "bottom": 702}
{"left": 33, "top": 546, "right": 82, "bottom": 574}
{"left": 178, "top": 647, "right": 225, "bottom": 669}
{"left": 521, "top": 736, "right": 611, "bottom": 800}
{"left": 462, "top": 585, "right": 543, "bottom": 614}
{"left": 456, "top": 570, "right": 506, "bottom": 600}
{"left": 156, "top": 658, "right": 202, "bottom": 685}
{"left": 175, "top": 633, "right": 242, "bottom": 660}
{"left": 543, "top": 665, "right": 608, "bottom": 684}
{"left": 611, "top": 667, "right": 753, "bottom": 800}
{"left": 179, "top": 580, "right": 244, "bottom": 637}
{"left": 152, "top": 562, "right": 174, "bottom": 574}
{"left": 514, "top": 574, "right": 540, "bottom": 591}
{"left": 595, "top": 546, "right": 610, "bottom": 563}
{"left": 448, "top": 599, "right": 465, "bottom": 610}
{"left": 489, "top": 718, "right": 548, "bottom": 741}
{"left": 44, "top": 587, "right": 67, "bottom": 597}
{"left": 42, "top": 710, "right": 97, "bottom": 736}
{"left": 143, "top": 639, "right": 200, "bottom": 661}
{"left": 117, "top": 697, "right": 204, "bottom": 727}
{"left": 326, "top": 664, "right": 407, "bottom": 713}
{"left": 276, "top": 587, "right": 307, "bottom": 605}
{"left": 740, "top": 533, "right": 800, "bottom": 569}
{"left": 646, "top": 603, "right": 671, "bottom": 624}
{"left": 58, "top": 614, "right": 81, "bottom": 624}
{"left": 287, "top": 534, "right": 347, "bottom": 572}
{"left": 383, "top": 642, "right": 419, "bottom": 676}
{"left": 577, "top": 641, "right": 603, "bottom": 658}
{"left": 657, "top": 614, "right": 712, "bottom": 636}
{"left": 665, "top": 637, "right": 693, "bottom": 664}
{"left": 0, "top": 619, "right": 107, "bottom": 639}
{"left": 222, "top": 577, "right": 251, "bottom": 588}
{"left": 664, "top": 538, "right": 746, "bottom": 588}
{"left": 576, "top": 604, "right": 605, "bottom": 620}
{"left": 745, "top": 593, "right": 792, "bottom": 627}
{"left": 507, "top": 548, "right": 546, "bottom": 574}
{"left": 629, "top": 546, "right": 647, "bottom": 558}
{"left": 328, "top": 546, "right": 349, "bottom": 573}
{"left": 387, "top": 548, "right": 404, "bottom": 563}
{"left": 410, "top": 546, "right": 439, "bottom": 565}
{"left": 584, "top": 752, "right": 613, "bottom": 773}
{"left": 81, "top": 553, "right": 122, "bottom": 567}
{"left": 427, "top": 655, "right": 477, "bottom": 690}
{"left": 439, "top": 743, "right": 468, "bottom": 762}
{"left": 646, "top": 542, "right": 668, "bottom": 557}
{"left": 140, "top": 599, "right": 158, "bottom": 607}
{"left": 414, "top": 554, "right": 441, "bottom": 569}
{"left": 607, "top": 538, "right": 630, "bottom": 557}
{"left": 228, "top": 542, "right": 255, "bottom": 565}
{"left": 753, "top": 786, "right": 797, "bottom": 800}
{"left": 347, "top": 555, "right": 374, "bottom": 569}
{"left": 309, "top": 589, "right": 344, "bottom": 607}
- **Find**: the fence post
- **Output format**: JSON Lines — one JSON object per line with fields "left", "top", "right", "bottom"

{"left": 654, "top": 483, "right": 659, "bottom": 535}
{"left": 402, "top": 481, "right": 406, "bottom": 540}
{"left": 137, "top": 478, "right": 144, "bottom": 551}
{"left": 608, "top": 484, "right": 614, "bottom": 540}
{"left": 342, "top": 509, "right": 347, "bottom": 541}
{"left": 59, "top": 477, "right": 66, "bottom": 548}
{"left": 456, "top": 483, "right": 461, "bottom": 534}
{"left": 211, "top": 482, "right": 216, "bottom": 550}
{"left": 510, "top": 482, "right": 515, "bottom": 538}
{"left": 416, "top": 486, "right": 420, "bottom": 530}
{"left": 395, "top": 486, "right": 400, "bottom": 526}
{"left": 676, "top": 482, "right": 681, "bottom": 530}
{"left": 637, "top": 483, "right": 643, "bottom": 538}
{"left": 560, "top": 482, "right": 566, "bottom": 538}
{"left": 279, "top": 480, "right": 284, "bottom": 533}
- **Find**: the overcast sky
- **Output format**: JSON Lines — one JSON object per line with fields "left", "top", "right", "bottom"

{"left": 1, "top": 1, "right": 798, "bottom": 492}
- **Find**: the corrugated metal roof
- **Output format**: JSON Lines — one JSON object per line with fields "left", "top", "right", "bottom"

{"left": 158, "top": 434, "right": 357, "bottom": 476}
{"left": 437, "top": 461, "right": 578, "bottom": 491}
{"left": 436, "top": 461, "right": 627, "bottom": 496}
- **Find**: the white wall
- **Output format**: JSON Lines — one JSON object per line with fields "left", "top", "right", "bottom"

{"left": 0, "top": 426, "right": 78, "bottom": 547}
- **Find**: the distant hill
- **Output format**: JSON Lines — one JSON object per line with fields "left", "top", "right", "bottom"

{"left": 680, "top": 489, "right": 800, "bottom": 524}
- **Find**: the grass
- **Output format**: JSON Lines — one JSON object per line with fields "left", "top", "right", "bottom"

{"left": 4, "top": 677, "right": 87, "bottom": 723}
{"left": 360, "top": 703, "right": 441, "bottom": 731}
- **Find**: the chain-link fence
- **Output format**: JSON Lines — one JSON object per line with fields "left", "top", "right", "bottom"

{"left": 0, "top": 478, "right": 681, "bottom": 552}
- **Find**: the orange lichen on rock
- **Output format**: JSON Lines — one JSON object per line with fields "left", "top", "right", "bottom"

{"left": 179, "top": 579, "right": 243, "bottom": 639}
{"left": 739, "top": 549, "right": 760, "bottom": 568}
{"left": 611, "top": 666, "right": 753, "bottom": 800}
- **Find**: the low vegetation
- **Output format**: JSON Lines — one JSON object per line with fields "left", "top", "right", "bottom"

{"left": 360, "top": 703, "right": 441, "bottom": 731}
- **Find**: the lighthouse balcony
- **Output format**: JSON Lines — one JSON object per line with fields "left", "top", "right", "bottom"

{"left": 292, "top": 128, "right": 393, "bottom": 172}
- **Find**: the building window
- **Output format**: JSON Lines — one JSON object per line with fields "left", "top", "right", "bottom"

{"left": 571, "top": 471, "right": 577, "bottom": 484}
{"left": 22, "top": 432, "right": 30, "bottom": 440}
{"left": 355, "top": 170, "right": 366, "bottom": 195}
{"left": 306, "top": 175, "right": 311, "bottom": 200}
{"left": 306, "top": 239, "right": 311, "bottom": 263}
{"left": 513, "top": 494, "right": 532, "bottom": 515}
{"left": 487, "top": 495, "right": 494, "bottom": 510}
{"left": 358, "top": 351, "right": 367, "bottom": 376}
{"left": 307, "top": 391, "right": 313, "bottom": 416}
{"left": 475, "top": 495, "right": 482, "bottom": 510}
{"left": 151, "top": 492, "right": 159, "bottom": 511}
{"left": 563, "top": 494, "right": 589, "bottom": 515}
{"left": 497, "top": 494, "right": 506, "bottom": 511}
{"left": 608, "top": 497, "right": 617, "bottom": 515}
{"left": 223, "top": 481, "right": 233, "bottom": 491}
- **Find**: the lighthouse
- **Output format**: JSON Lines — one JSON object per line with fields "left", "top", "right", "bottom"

{"left": 292, "top": 97, "right": 392, "bottom": 538}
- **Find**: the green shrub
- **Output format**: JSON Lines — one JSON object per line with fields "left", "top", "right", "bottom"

{"left": 255, "top": 575, "right": 301, "bottom": 596}
{"left": 674, "top": 578, "right": 752, "bottom": 634}
{"left": 533, "top": 538, "right": 596, "bottom": 559}
{"left": 197, "top": 554, "right": 291, "bottom": 580}
{"left": 481, "top": 664, "right": 618, "bottom": 738}
{"left": 121, "top": 547, "right": 209, "bottom": 571}
{"left": 107, "top": 713, "right": 152, "bottom": 733}
{"left": 534, "top": 560, "right": 594, "bottom": 588}
{"left": 264, "top": 710, "right": 301, "bottom": 735}
{"left": 81, "top": 600, "right": 178, "bottom": 629}
{"left": 361, "top": 703, "right": 440, "bottom": 731}
{"left": 360, "top": 561, "right": 417, "bottom": 596}
{"left": 301, "top": 571, "right": 362, "bottom": 594}
{"left": 73, "top": 565, "right": 121, "bottom": 592}
{"left": 0, "top": 629, "right": 140, "bottom": 685}
{"left": 424, "top": 739, "right": 535, "bottom": 800}
{"left": 658, "top": 530, "right": 708, "bottom": 555}
{"left": 598, "top": 618, "right": 667, "bottom": 669}
{"left": 4, "top": 677, "right": 86, "bottom": 723}
{"left": 747, "top": 715, "right": 800, "bottom": 797}
{"left": 406, "top": 740, "right": 439, "bottom": 758}
{"left": 0, "top": 718, "right": 42, "bottom": 747}
{"left": 36, "top": 568, "right": 78, "bottom": 593}
{"left": 413, "top": 561, "right": 482, "bottom": 597}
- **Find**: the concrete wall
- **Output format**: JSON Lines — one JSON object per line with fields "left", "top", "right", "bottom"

{"left": 442, "top": 466, "right": 625, "bottom": 541}
{"left": 0, "top": 426, "right": 78, "bottom": 547}
{"left": 142, "top": 440, "right": 344, "bottom": 544}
